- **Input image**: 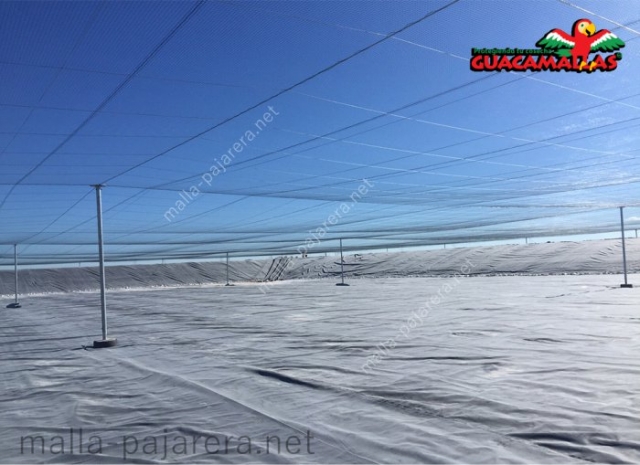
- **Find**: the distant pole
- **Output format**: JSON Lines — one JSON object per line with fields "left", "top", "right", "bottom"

{"left": 92, "top": 185, "right": 117, "bottom": 348}
{"left": 620, "top": 207, "right": 633, "bottom": 288}
{"left": 636, "top": 229, "right": 638, "bottom": 239}
{"left": 13, "top": 245, "right": 18, "bottom": 305}
{"left": 225, "top": 252, "right": 233, "bottom": 286}
{"left": 525, "top": 237, "right": 528, "bottom": 244}
{"left": 336, "top": 238, "right": 349, "bottom": 286}
{"left": 6, "top": 244, "right": 21, "bottom": 308}
{"left": 340, "top": 239, "right": 344, "bottom": 284}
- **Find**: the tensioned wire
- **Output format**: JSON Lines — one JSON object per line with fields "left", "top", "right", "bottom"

{"left": 3, "top": 19, "right": 628, "bottom": 193}
{"left": 21, "top": 181, "right": 640, "bottom": 254}
{"left": 10, "top": 109, "right": 640, "bottom": 258}
{"left": 5, "top": 1, "right": 640, "bottom": 262}
{"left": 15, "top": 119, "right": 640, "bottom": 258}
{"left": 6, "top": 1, "right": 467, "bottom": 242}
{"left": 98, "top": 0, "right": 464, "bottom": 186}
{"left": 0, "top": 1, "right": 208, "bottom": 211}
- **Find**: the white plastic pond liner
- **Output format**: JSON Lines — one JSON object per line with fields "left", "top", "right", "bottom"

{"left": 1, "top": 274, "right": 638, "bottom": 463}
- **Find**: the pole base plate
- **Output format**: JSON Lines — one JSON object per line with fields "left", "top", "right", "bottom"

{"left": 93, "top": 338, "right": 118, "bottom": 349}
{"left": 336, "top": 283, "right": 350, "bottom": 286}
{"left": 621, "top": 284, "right": 634, "bottom": 288}
{"left": 6, "top": 302, "right": 21, "bottom": 308}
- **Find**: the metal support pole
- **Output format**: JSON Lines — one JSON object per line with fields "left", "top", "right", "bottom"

{"left": 92, "top": 185, "right": 117, "bottom": 347}
{"left": 620, "top": 207, "right": 633, "bottom": 288}
{"left": 340, "top": 239, "right": 344, "bottom": 284}
{"left": 336, "top": 238, "right": 349, "bottom": 286}
{"left": 225, "top": 252, "right": 233, "bottom": 286}
{"left": 96, "top": 186, "right": 107, "bottom": 339}
{"left": 13, "top": 244, "right": 18, "bottom": 305}
{"left": 6, "top": 244, "right": 21, "bottom": 308}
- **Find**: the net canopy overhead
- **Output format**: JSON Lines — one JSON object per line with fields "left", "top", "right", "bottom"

{"left": 2, "top": 0, "right": 640, "bottom": 266}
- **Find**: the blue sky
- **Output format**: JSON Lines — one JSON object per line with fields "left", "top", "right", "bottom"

{"left": 1, "top": 0, "right": 640, "bottom": 266}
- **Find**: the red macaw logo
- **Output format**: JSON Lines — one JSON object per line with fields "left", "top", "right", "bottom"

{"left": 537, "top": 19, "right": 625, "bottom": 71}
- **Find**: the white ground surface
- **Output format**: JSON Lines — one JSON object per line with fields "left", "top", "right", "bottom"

{"left": 1, "top": 274, "right": 639, "bottom": 463}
